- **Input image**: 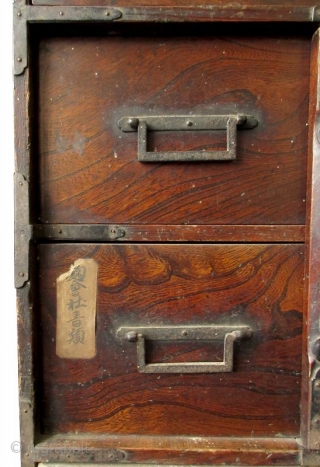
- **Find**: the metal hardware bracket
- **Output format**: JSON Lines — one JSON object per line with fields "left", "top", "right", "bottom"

{"left": 118, "top": 115, "right": 258, "bottom": 162}
{"left": 14, "top": 173, "right": 31, "bottom": 289}
{"left": 310, "top": 371, "right": 320, "bottom": 449}
{"left": 13, "top": 2, "right": 320, "bottom": 76}
{"left": 314, "top": 6, "right": 320, "bottom": 21}
{"left": 15, "top": 222, "right": 126, "bottom": 287}
{"left": 33, "top": 224, "right": 126, "bottom": 241}
{"left": 117, "top": 325, "right": 253, "bottom": 374}
{"left": 19, "top": 399, "right": 34, "bottom": 467}
{"left": 309, "top": 338, "right": 320, "bottom": 449}
{"left": 119, "top": 115, "right": 258, "bottom": 132}
{"left": 13, "top": 1, "right": 122, "bottom": 75}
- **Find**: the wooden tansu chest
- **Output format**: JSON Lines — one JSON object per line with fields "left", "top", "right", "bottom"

{"left": 14, "top": 1, "right": 320, "bottom": 466}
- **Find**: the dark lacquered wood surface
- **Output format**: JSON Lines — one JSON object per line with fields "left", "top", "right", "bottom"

{"left": 31, "top": 0, "right": 319, "bottom": 7}
{"left": 27, "top": 4, "right": 320, "bottom": 24}
{"left": 33, "top": 434, "right": 301, "bottom": 465}
{"left": 37, "top": 32, "right": 309, "bottom": 225}
{"left": 302, "top": 28, "right": 320, "bottom": 450}
{"left": 14, "top": 3, "right": 320, "bottom": 463}
{"left": 34, "top": 223, "right": 306, "bottom": 243}
{"left": 38, "top": 243, "right": 304, "bottom": 437}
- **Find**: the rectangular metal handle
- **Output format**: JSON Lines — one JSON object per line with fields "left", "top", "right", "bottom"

{"left": 118, "top": 114, "right": 257, "bottom": 162}
{"left": 117, "top": 325, "right": 253, "bottom": 374}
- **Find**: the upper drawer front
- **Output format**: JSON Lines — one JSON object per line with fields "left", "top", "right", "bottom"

{"left": 37, "top": 31, "right": 309, "bottom": 225}
{"left": 38, "top": 243, "right": 304, "bottom": 438}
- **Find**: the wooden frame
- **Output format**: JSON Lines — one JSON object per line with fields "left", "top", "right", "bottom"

{"left": 14, "top": 1, "right": 320, "bottom": 465}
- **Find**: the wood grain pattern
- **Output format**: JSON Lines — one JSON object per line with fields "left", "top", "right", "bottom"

{"left": 15, "top": 3, "right": 320, "bottom": 465}
{"left": 33, "top": 435, "right": 301, "bottom": 465}
{"left": 15, "top": 69, "right": 36, "bottom": 467}
{"left": 302, "top": 28, "right": 320, "bottom": 450}
{"left": 26, "top": 4, "right": 318, "bottom": 23}
{"left": 34, "top": 223, "right": 305, "bottom": 243}
{"left": 31, "top": 0, "right": 319, "bottom": 7}
{"left": 37, "top": 32, "right": 309, "bottom": 225}
{"left": 38, "top": 243, "right": 304, "bottom": 437}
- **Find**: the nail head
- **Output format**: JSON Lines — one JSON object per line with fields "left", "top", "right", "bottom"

{"left": 128, "top": 118, "right": 139, "bottom": 129}
{"left": 126, "top": 331, "right": 138, "bottom": 342}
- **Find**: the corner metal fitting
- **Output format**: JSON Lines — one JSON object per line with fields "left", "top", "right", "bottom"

{"left": 14, "top": 1, "right": 122, "bottom": 75}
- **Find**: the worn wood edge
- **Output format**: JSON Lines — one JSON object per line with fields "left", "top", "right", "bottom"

{"left": 32, "top": 456, "right": 302, "bottom": 467}
{"left": 35, "top": 434, "right": 301, "bottom": 451}
{"left": 34, "top": 434, "right": 302, "bottom": 464}
{"left": 302, "top": 449, "right": 320, "bottom": 465}
{"left": 15, "top": 21, "right": 35, "bottom": 463}
{"left": 35, "top": 433, "right": 301, "bottom": 451}
{"left": 37, "top": 463, "right": 303, "bottom": 467}
{"left": 27, "top": 2, "right": 317, "bottom": 22}
{"left": 36, "top": 465, "right": 302, "bottom": 467}
{"left": 303, "top": 27, "right": 320, "bottom": 450}
{"left": 37, "top": 464, "right": 302, "bottom": 467}
{"left": 34, "top": 224, "right": 305, "bottom": 243}
{"left": 17, "top": 286, "right": 36, "bottom": 467}
{"left": 33, "top": 436, "right": 301, "bottom": 465}
{"left": 33, "top": 443, "right": 301, "bottom": 465}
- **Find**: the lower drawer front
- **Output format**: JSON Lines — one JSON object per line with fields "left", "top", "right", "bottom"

{"left": 38, "top": 243, "right": 304, "bottom": 437}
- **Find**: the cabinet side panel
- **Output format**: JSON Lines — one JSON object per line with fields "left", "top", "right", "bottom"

{"left": 303, "top": 28, "right": 320, "bottom": 451}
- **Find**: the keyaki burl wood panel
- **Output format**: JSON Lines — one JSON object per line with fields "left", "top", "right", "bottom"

{"left": 38, "top": 243, "right": 304, "bottom": 437}
{"left": 37, "top": 32, "right": 309, "bottom": 225}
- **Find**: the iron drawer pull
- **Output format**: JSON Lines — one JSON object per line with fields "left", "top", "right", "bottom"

{"left": 117, "top": 325, "right": 253, "bottom": 374}
{"left": 118, "top": 115, "right": 258, "bottom": 162}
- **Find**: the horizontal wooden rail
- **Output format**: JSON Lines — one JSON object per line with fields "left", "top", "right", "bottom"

{"left": 33, "top": 223, "right": 305, "bottom": 243}
{"left": 29, "top": 3, "right": 318, "bottom": 23}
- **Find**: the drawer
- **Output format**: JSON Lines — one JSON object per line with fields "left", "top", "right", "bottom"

{"left": 38, "top": 243, "right": 304, "bottom": 438}
{"left": 37, "top": 27, "right": 309, "bottom": 226}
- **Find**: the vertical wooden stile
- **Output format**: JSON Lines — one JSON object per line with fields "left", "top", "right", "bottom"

{"left": 304, "top": 28, "right": 320, "bottom": 450}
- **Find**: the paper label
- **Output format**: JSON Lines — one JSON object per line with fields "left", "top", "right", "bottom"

{"left": 56, "top": 258, "right": 98, "bottom": 359}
